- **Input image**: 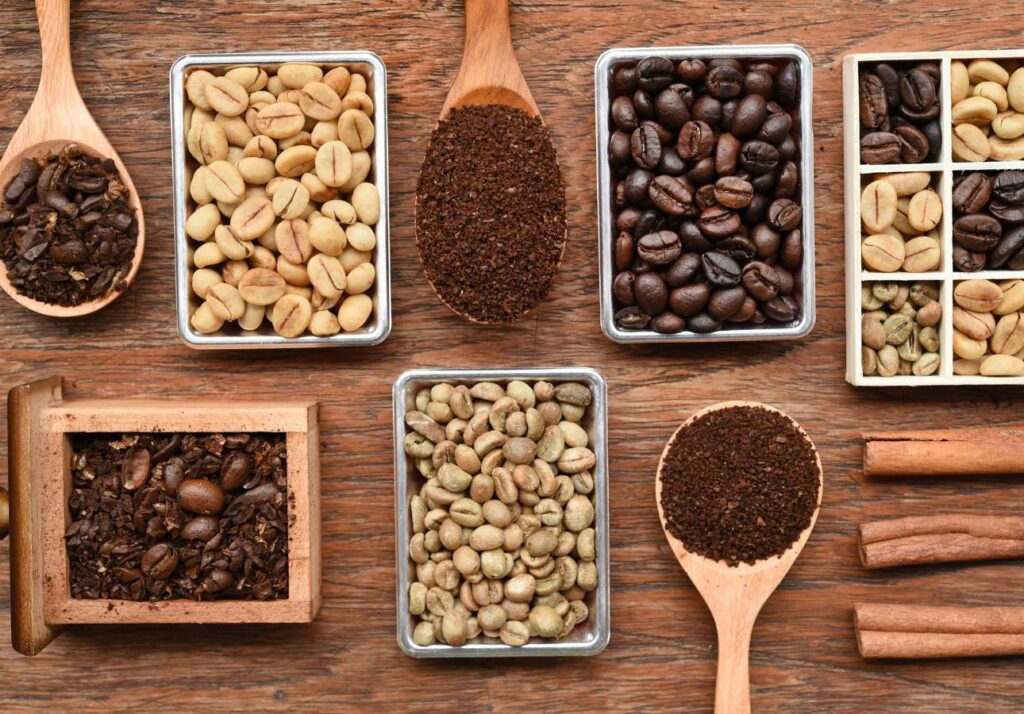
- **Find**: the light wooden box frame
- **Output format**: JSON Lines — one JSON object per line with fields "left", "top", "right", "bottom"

{"left": 8, "top": 378, "right": 321, "bottom": 656}
{"left": 844, "top": 50, "right": 1024, "bottom": 386}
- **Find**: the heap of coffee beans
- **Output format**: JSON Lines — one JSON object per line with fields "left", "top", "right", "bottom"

{"left": 658, "top": 405, "right": 820, "bottom": 566}
{"left": 861, "top": 281, "right": 941, "bottom": 377}
{"left": 952, "top": 278, "right": 1024, "bottom": 376}
{"left": 951, "top": 59, "right": 1024, "bottom": 162}
{"left": 0, "top": 145, "right": 138, "bottom": 306}
{"left": 952, "top": 170, "right": 1024, "bottom": 270}
{"left": 607, "top": 56, "right": 804, "bottom": 334}
{"left": 859, "top": 61, "right": 941, "bottom": 164}
{"left": 404, "top": 380, "right": 597, "bottom": 647}
{"left": 860, "top": 173, "right": 942, "bottom": 273}
{"left": 66, "top": 432, "right": 288, "bottom": 601}
{"left": 184, "top": 63, "right": 379, "bottom": 338}
{"left": 416, "top": 105, "right": 566, "bottom": 324}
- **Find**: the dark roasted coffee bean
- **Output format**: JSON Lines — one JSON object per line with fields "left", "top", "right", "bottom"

{"left": 177, "top": 479, "right": 225, "bottom": 515}
{"left": 715, "top": 133, "right": 741, "bottom": 176}
{"left": 900, "top": 68, "right": 937, "bottom": 113}
{"left": 198, "top": 569, "right": 235, "bottom": 595}
{"left": 141, "top": 543, "right": 179, "bottom": 580}
{"left": 774, "top": 265, "right": 795, "bottom": 295}
{"left": 953, "top": 172, "right": 993, "bottom": 214}
{"left": 180, "top": 516, "right": 220, "bottom": 542}
{"left": 616, "top": 206, "right": 642, "bottom": 233}
{"left": 676, "top": 120, "right": 715, "bottom": 160}
{"left": 953, "top": 245, "right": 986, "bottom": 272}
{"left": 899, "top": 100, "right": 939, "bottom": 122}
{"left": 630, "top": 124, "right": 662, "bottom": 170}
{"left": 762, "top": 295, "right": 799, "bottom": 323}
{"left": 990, "top": 200, "right": 1024, "bottom": 225}
{"left": 720, "top": 100, "right": 738, "bottom": 133}
{"left": 993, "top": 170, "right": 1024, "bottom": 205}
{"left": 1010, "top": 249, "right": 1024, "bottom": 271}
{"left": 658, "top": 147, "right": 686, "bottom": 176}
{"left": 122, "top": 446, "right": 152, "bottom": 491}
{"left": 691, "top": 95, "right": 722, "bottom": 127}
{"left": 611, "top": 95, "right": 638, "bottom": 132}
{"left": 609, "top": 131, "right": 632, "bottom": 166}
{"left": 745, "top": 69, "right": 774, "bottom": 98}
{"left": 637, "top": 56, "right": 675, "bottom": 92}
{"left": 861, "top": 132, "right": 902, "bottom": 164}
{"left": 698, "top": 206, "right": 741, "bottom": 239}
{"left": 714, "top": 177, "right": 754, "bottom": 209}
{"left": 637, "top": 230, "right": 682, "bottom": 265}
{"left": 688, "top": 312, "right": 723, "bottom": 334}
{"left": 775, "top": 161, "right": 799, "bottom": 198}
{"left": 895, "top": 124, "right": 929, "bottom": 163}
{"left": 873, "top": 63, "right": 900, "bottom": 107}
{"left": 990, "top": 226, "right": 1024, "bottom": 268}
{"left": 780, "top": 229, "right": 802, "bottom": 268}
{"left": 739, "top": 140, "right": 779, "bottom": 174}
{"left": 613, "top": 66, "right": 638, "bottom": 95}
{"left": 702, "top": 251, "right": 742, "bottom": 287}
{"left": 614, "top": 232, "right": 635, "bottom": 271}
{"left": 633, "top": 89, "right": 655, "bottom": 119}
{"left": 635, "top": 209, "right": 665, "bottom": 237}
{"left": 954, "top": 214, "right": 1002, "bottom": 252}
{"left": 651, "top": 311, "right": 686, "bottom": 334}
{"left": 665, "top": 252, "right": 701, "bottom": 288}
{"left": 922, "top": 120, "right": 942, "bottom": 160}
{"left": 741, "top": 261, "right": 781, "bottom": 301}
{"left": 751, "top": 171, "right": 777, "bottom": 195}
{"left": 775, "top": 61, "right": 799, "bottom": 107}
{"left": 716, "top": 235, "right": 756, "bottom": 264}
{"left": 679, "top": 221, "right": 713, "bottom": 252}
{"left": 220, "top": 452, "right": 252, "bottom": 491}
{"left": 614, "top": 181, "right": 627, "bottom": 209}
{"left": 728, "top": 295, "right": 758, "bottom": 322}
{"left": 740, "top": 194, "right": 766, "bottom": 225}
{"left": 750, "top": 223, "right": 781, "bottom": 258}
{"left": 656, "top": 84, "right": 692, "bottom": 129}
{"left": 649, "top": 175, "right": 693, "bottom": 215}
{"left": 695, "top": 183, "right": 717, "bottom": 211}
{"left": 916, "top": 61, "right": 941, "bottom": 82}
{"left": 643, "top": 119, "right": 674, "bottom": 144}
{"left": 670, "top": 283, "right": 710, "bottom": 317}
{"left": 706, "top": 65, "right": 743, "bottom": 99}
{"left": 615, "top": 305, "right": 651, "bottom": 330}
{"left": 613, "top": 271, "right": 636, "bottom": 305}
{"left": 48, "top": 238, "right": 88, "bottom": 265}
{"left": 859, "top": 73, "right": 889, "bottom": 129}
{"left": 689, "top": 157, "right": 717, "bottom": 185}
{"left": 676, "top": 58, "right": 706, "bottom": 83}
{"left": 732, "top": 94, "right": 767, "bottom": 138}
{"left": 777, "top": 134, "right": 797, "bottom": 161}
{"left": 768, "top": 198, "right": 802, "bottom": 231}
{"left": 708, "top": 286, "right": 747, "bottom": 320}
{"left": 623, "top": 169, "right": 654, "bottom": 205}
{"left": 759, "top": 112, "right": 792, "bottom": 144}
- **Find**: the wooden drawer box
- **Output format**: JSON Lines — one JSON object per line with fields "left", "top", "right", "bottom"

{"left": 3, "top": 378, "right": 321, "bottom": 655}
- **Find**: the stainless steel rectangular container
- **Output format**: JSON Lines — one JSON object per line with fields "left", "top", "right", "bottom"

{"left": 393, "top": 368, "right": 610, "bottom": 658}
{"left": 170, "top": 51, "right": 391, "bottom": 349}
{"left": 595, "top": 45, "right": 816, "bottom": 343}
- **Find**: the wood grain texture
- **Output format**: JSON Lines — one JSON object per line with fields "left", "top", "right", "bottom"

{"left": 1, "top": 0, "right": 1024, "bottom": 710}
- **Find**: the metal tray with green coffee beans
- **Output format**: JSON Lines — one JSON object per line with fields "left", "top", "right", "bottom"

{"left": 844, "top": 50, "right": 1024, "bottom": 385}
{"left": 393, "top": 368, "right": 610, "bottom": 658}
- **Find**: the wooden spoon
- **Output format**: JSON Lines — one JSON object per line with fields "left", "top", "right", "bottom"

{"left": 0, "top": 0, "right": 144, "bottom": 317}
{"left": 655, "top": 401, "right": 823, "bottom": 714}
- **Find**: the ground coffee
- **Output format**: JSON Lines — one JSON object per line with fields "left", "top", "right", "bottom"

{"left": 415, "top": 104, "right": 566, "bottom": 324}
{"left": 0, "top": 144, "right": 138, "bottom": 306}
{"left": 66, "top": 432, "right": 288, "bottom": 601}
{"left": 659, "top": 405, "right": 819, "bottom": 566}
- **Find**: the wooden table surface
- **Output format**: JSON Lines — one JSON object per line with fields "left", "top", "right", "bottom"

{"left": 2, "top": 1, "right": 1024, "bottom": 711}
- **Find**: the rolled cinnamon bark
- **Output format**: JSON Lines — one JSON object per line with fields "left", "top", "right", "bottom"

{"left": 855, "top": 604, "right": 1024, "bottom": 658}
{"left": 863, "top": 429, "right": 1024, "bottom": 477}
{"left": 859, "top": 514, "right": 1024, "bottom": 569}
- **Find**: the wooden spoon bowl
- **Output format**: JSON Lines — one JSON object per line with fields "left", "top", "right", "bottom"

{"left": 0, "top": 0, "right": 144, "bottom": 318}
{"left": 655, "top": 401, "right": 823, "bottom": 714}
{"left": 417, "top": 0, "right": 564, "bottom": 325}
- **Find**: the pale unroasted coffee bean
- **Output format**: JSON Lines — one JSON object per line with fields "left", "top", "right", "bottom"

{"left": 276, "top": 145, "right": 317, "bottom": 178}
{"left": 309, "top": 216, "right": 347, "bottom": 256}
{"left": 205, "top": 76, "right": 249, "bottom": 117}
{"left": 338, "top": 294, "right": 372, "bottom": 331}
{"left": 299, "top": 81, "right": 344, "bottom": 121}
{"left": 206, "top": 282, "right": 245, "bottom": 321}
{"left": 861, "top": 180, "right": 898, "bottom": 233}
{"left": 862, "top": 233, "right": 905, "bottom": 272}
{"left": 307, "top": 254, "right": 347, "bottom": 300}
{"left": 238, "top": 267, "right": 286, "bottom": 305}
{"left": 902, "top": 236, "right": 940, "bottom": 273}
{"left": 315, "top": 141, "right": 353, "bottom": 187}
{"left": 205, "top": 160, "right": 245, "bottom": 203}
{"left": 981, "top": 353, "right": 1024, "bottom": 376}
{"left": 955, "top": 279, "right": 1002, "bottom": 313}
{"left": 254, "top": 101, "right": 305, "bottom": 139}
{"left": 229, "top": 197, "right": 275, "bottom": 240}
{"left": 907, "top": 189, "right": 941, "bottom": 232}
{"left": 270, "top": 293, "right": 312, "bottom": 337}
{"left": 338, "top": 108, "right": 375, "bottom": 151}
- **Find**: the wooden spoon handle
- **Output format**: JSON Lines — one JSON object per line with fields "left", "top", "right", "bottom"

{"left": 464, "top": 0, "right": 514, "bottom": 60}
{"left": 35, "top": 0, "right": 76, "bottom": 99}
{"left": 714, "top": 616, "right": 753, "bottom": 714}
{"left": 0, "top": 487, "right": 8, "bottom": 540}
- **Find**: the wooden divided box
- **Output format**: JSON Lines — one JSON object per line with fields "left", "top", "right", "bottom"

{"left": 2, "top": 378, "right": 321, "bottom": 656}
{"left": 844, "top": 50, "right": 1024, "bottom": 386}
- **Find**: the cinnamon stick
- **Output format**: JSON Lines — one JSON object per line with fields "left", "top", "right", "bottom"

{"left": 863, "top": 428, "right": 1024, "bottom": 477}
{"left": 855, "top": 604, "right": 1024, "bottom": 658}
{"left": 859, "top": 514, "right": 1024, "bottom": 569}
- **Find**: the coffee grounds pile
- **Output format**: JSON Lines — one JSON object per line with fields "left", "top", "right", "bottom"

{"left": 659, "top": 405, "right": 819, "bottom": 566}
{"left": 0, "top": 144, "right": 138, "bottom": 306}
{"left": 66, "top": 432, "right": 289, "bottom": 601}
{"left": 415, "top": 104, "right": 566, "bottom": 324}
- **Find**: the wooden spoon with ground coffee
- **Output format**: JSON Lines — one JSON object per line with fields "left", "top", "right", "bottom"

{"left": 415, "top": 0, "right": 566, "bottom": 325}
{"left": 655, "top": 401, "right": 823, "bottom": 714}
{"left": 0, "top": 0, "right": 144, "bottom": 317}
